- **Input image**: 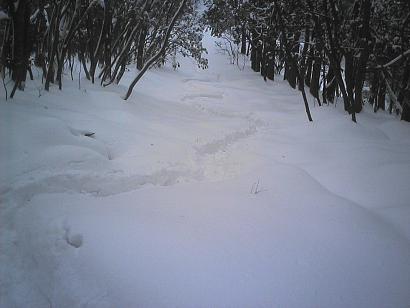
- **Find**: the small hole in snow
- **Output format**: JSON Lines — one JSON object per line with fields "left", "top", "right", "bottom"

{"left": 66, "top": 234, "right": 83, "bottom": 248}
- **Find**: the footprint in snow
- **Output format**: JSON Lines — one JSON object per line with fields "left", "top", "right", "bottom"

{"left": 63, "top": 223, "right": 83, "bottom": 248}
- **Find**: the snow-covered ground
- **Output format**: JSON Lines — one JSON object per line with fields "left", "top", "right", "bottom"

{"left": 1, "top": 33, "right": 410, "bottom": 307}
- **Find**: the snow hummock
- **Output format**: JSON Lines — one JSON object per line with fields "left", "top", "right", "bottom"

{"left": 1, "top": 33, "right": 410, "bottom": 308}
{"left": 0, "top": 10, "right": 9, "bottom": 21}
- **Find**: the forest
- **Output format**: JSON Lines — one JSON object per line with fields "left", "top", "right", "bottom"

{"left": 0, "top": 0, "right": 207, "bottom": 99}
{"left": 0, "top": 0, "right": 409, "bottom": 121}
{"left": 1, "top": 1, "right": 410, "bottom": 307}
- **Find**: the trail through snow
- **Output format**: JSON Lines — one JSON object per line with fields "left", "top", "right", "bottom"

{"left": 1, "top": 33, "right": 410, "bottom": 307}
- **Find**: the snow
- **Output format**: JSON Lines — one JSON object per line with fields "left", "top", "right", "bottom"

{"left": 1, "top": 33, "right": 410, "bottom": 307}
{"left": 0, "top": 10, "right": 9, "bottom": 21}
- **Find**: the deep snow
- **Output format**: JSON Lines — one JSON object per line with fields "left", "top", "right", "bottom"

{"left": 1, "top": 33, "right": 410, "bottom": 307}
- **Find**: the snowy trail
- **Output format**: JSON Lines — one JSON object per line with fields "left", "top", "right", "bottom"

{"left": 1, "top": 34, "right": 410, "bottom": 307}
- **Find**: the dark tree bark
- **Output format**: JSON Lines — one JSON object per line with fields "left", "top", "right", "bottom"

{"left": 265, "top": 42, "right": 275, "bottom": 81}
{"left": 88, "top": 6, "right": 102, "bottom": 84}
{"left": 10, "top": 0, "right": 31, "bottom": 97}
{"left": 377, "top": 81, "right": 386, "bottom": 111}
{"left": 323, "top": 0, "right": 356, "bottom": 122}
{"left": 240, "top": 25, "right": 247, "bottom": 54}
{"left": 274, "top": 1, "right": 312, "bottom": 121}
{"left": 325, "top": 67, "right": 337, "bottom": 103}
{"left": 345, "top": 51, "right": 355, "bottom": 108}
{"left": 136, "top": 26, "right": 147, "bottom": 70}
{"left": 255, "top": 40, "right": 262, "bottom": 73}
{"left": 305, "top": 47, "right": 313, "bottom": 87}
{"left": 299, "top": 27, "right": 310, "bottom": 86}
{"left": 45, "top": 2, "right": 62, "bottom": 91}
{"left": 310, "top": 54, "right": 322, "bottom": 105}
{"left": 103, "top": 0, "right": 112, "bottom": 81}
{"left": 352, "top": 0, "right": 372, "bottom": 113}
{"left": 398, "top": 63, "right": 410, "bottom": 120}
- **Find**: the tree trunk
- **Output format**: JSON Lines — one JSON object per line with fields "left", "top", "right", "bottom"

{"left": 352, "top": 0, "right": 371, "bottom": 113}
{"left": 136, "top": 26, "right": 147, "bottom": 70}
{"left": 102, "top": 0, "right": 112, "bottom": 82}
{"left": 305, "top": 48, "right": 313, "bottom": 87}
{"left": 398, "top": 62, "right": 410, "bottom": 121}
{"left": 240, "top": 25, "right": 246, "bottom": 54}
{"left": 310, "top": 54, "right": 322, "bottom": 105}
{"left": 10, "top": 0, "right": 30, "bottom": 96}
{"left": 45, "top": 2, "right": 61, "bottom": 91}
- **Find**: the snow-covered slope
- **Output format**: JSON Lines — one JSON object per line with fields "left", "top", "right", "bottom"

{"left": 1, "top": 33, "right": 410, "bottom": 307}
